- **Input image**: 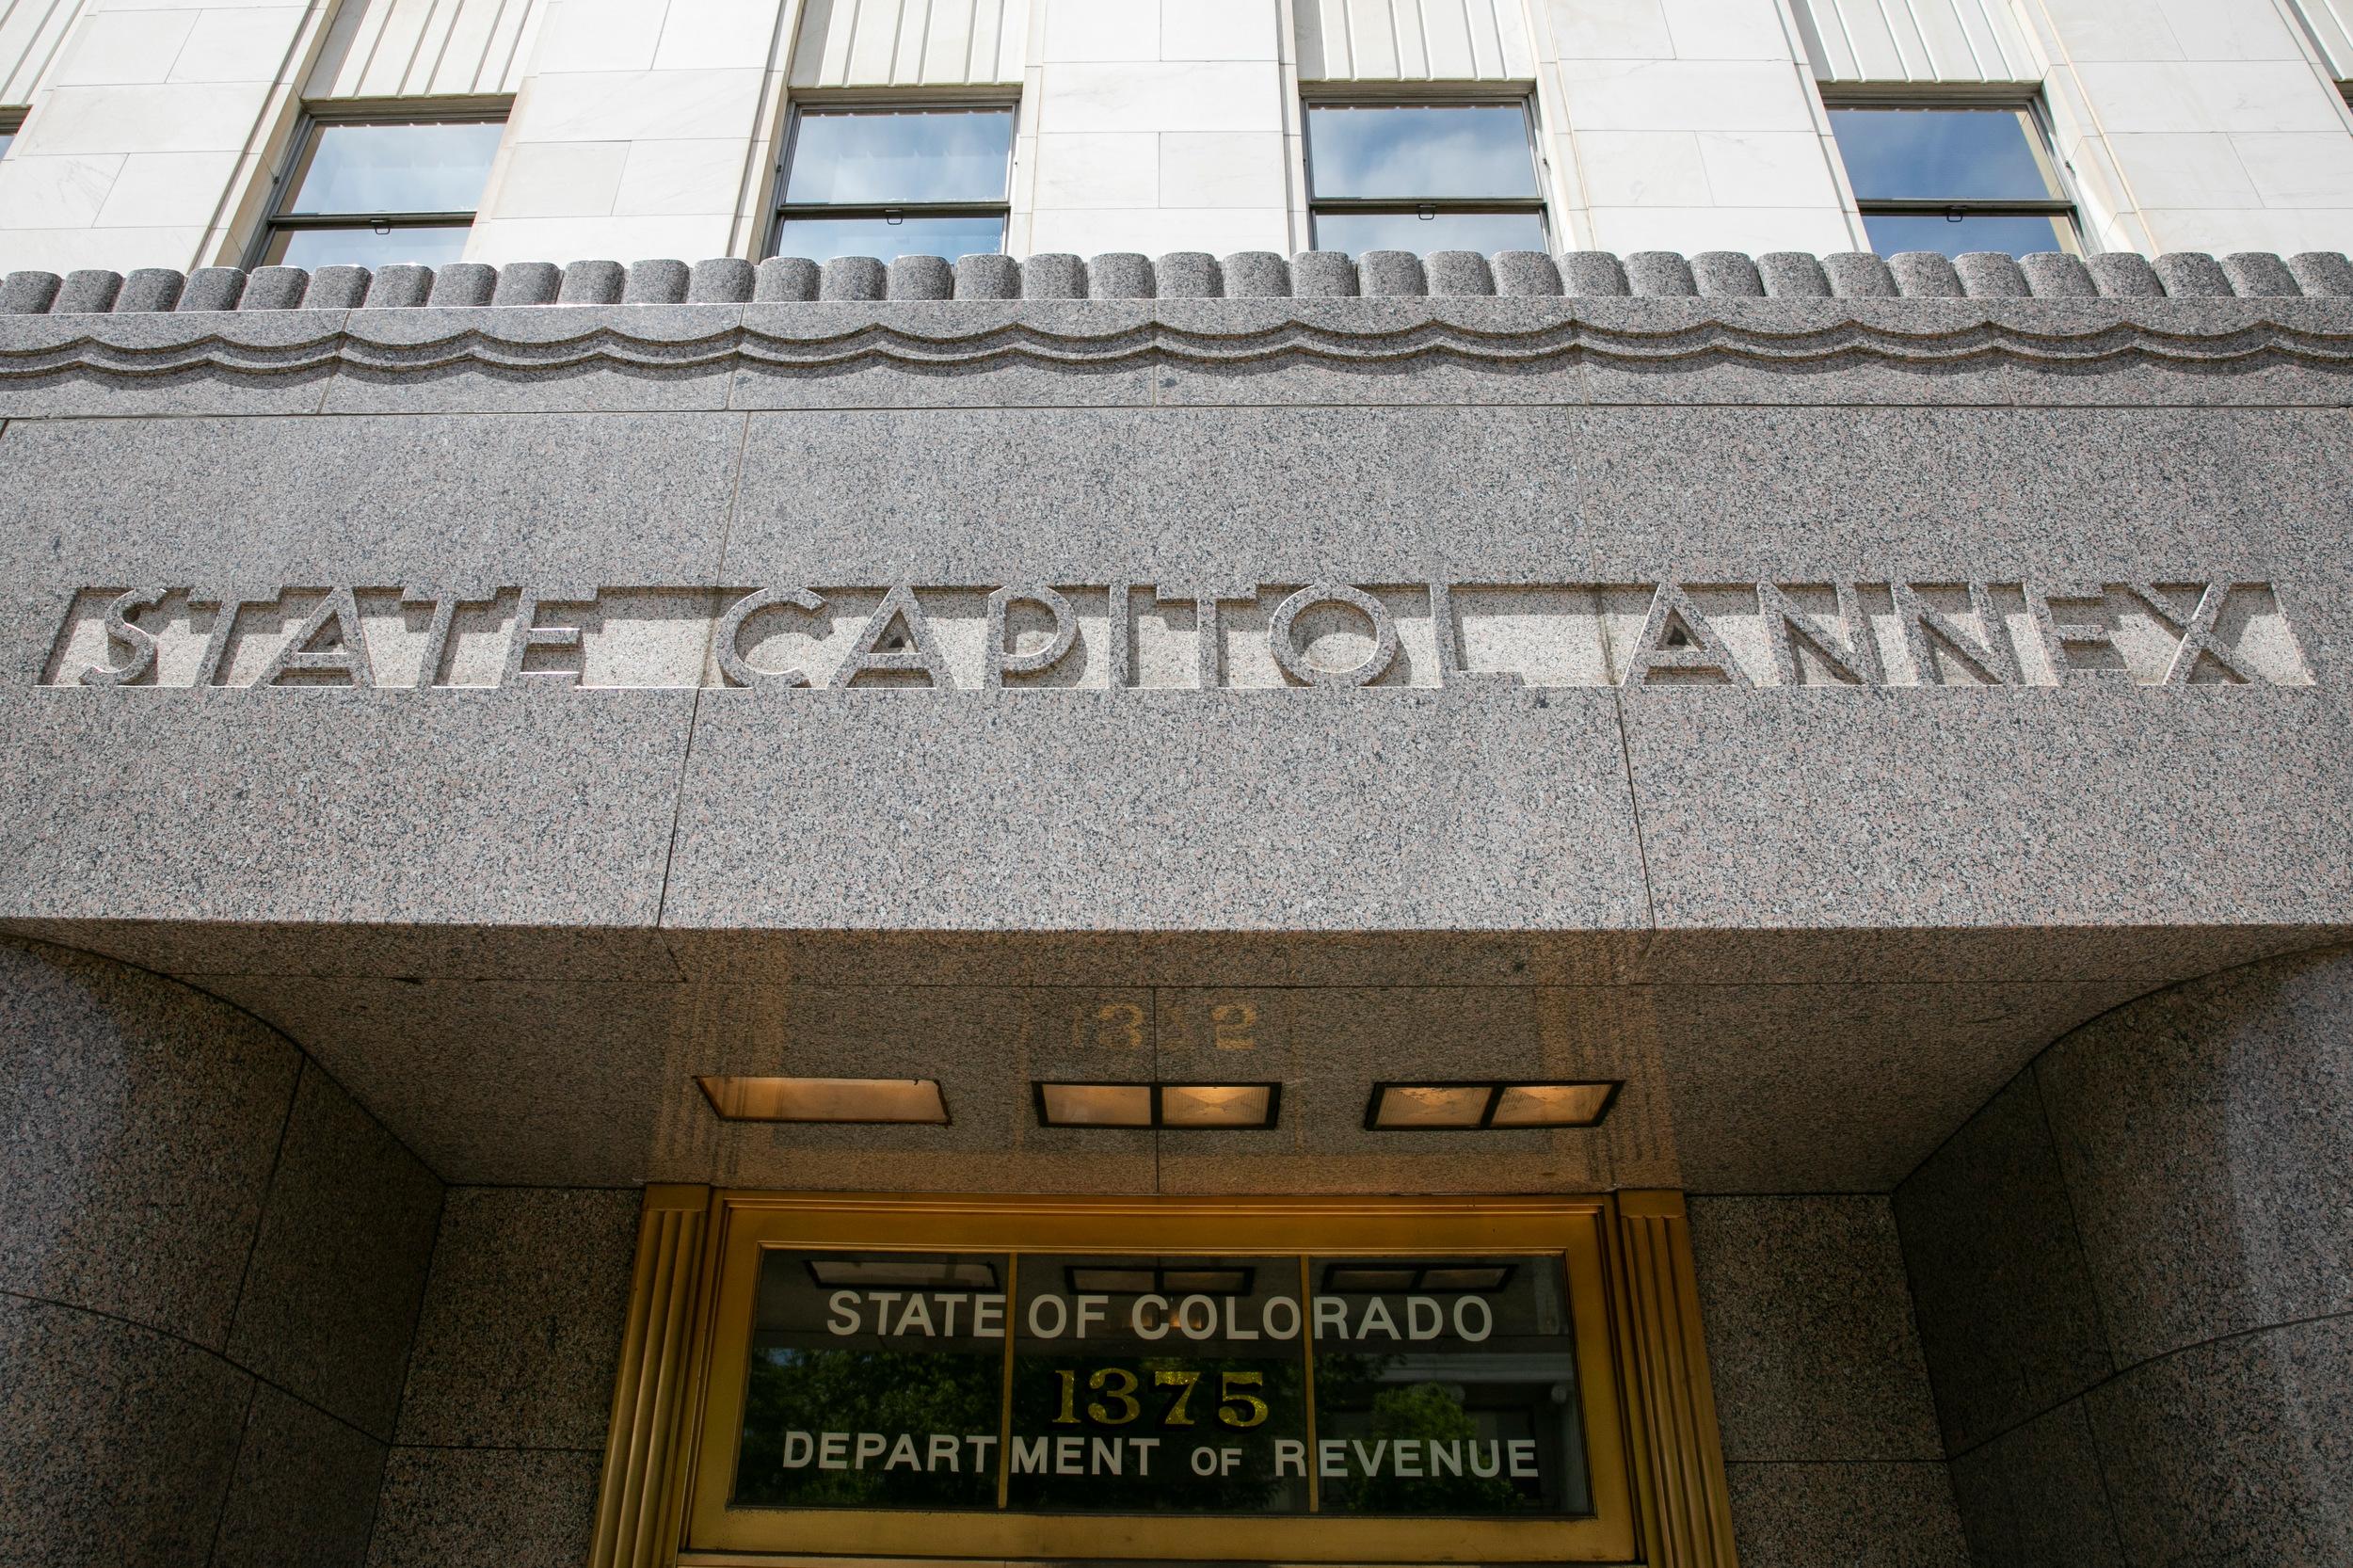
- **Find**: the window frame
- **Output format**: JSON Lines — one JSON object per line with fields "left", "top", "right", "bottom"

{"left": 678, "top": 1191, "right": 1641, "bottom": 1562}
{"left": 247, "top": 102, "right": 510, "bottom": 270}
{"left": 767, "top": 94, "right": 1020, "bottom": 261}
{"left": 1819, "top": 88, "right": 2084, "bottom": 255}
{"left": 1301, "top": 91, "right": 1550, "bottom": 253}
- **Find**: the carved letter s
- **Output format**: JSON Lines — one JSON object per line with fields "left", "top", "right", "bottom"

{"left": 79, "top": 587, "right": 168, "bottom": 687}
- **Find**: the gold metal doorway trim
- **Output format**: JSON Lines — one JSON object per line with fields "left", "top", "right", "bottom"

{"left": 590, "top": 1190, "right": 1737, "bottom": 1568}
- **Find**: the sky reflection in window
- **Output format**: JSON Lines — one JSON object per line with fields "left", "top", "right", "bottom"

{"left": 1312, "top": 209, "right": 1546, "bottom": 257}
{"left": 1858, "top": 212, "right": 2074, "bottom": 260}
{"left": 284, "top": 121, "right": 504, "bottom": 216}
{"left": 267, "top": 225, "right": 472, "bottom": 268}
{"left": 775, "top": 215, "right": 1006, "bottom": 263}
{"left": 786, "top": 109, "right": 1014, "bottom": 205}
{"left": 1828, "top": 108, "right": 2055, "bottom": 201}
{"left": 1306, "top": 104, "right": 1538, "bottom": 200}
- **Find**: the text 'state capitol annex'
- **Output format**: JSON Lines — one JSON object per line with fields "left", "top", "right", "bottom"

{"left": 2, "top": 1, "right": 2351, "bottom": 1566}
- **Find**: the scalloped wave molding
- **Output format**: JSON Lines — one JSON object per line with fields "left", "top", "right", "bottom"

{"left": 4, "top": 248, "right": 2351, "bottom": 379}
{"left": 9, "top": 248, "right": 2353, "bottom": 311}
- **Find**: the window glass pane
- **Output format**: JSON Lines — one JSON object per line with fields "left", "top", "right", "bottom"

{"left": 775, "top": 213, "right": 1005, "bottom": 262}
{"left": 284, "top": 120, "right": 503, "bottom": 216}
{"left": 785, "top": 109, "right": 1014, "bottom": 204}
{"left": 1829, "top": 108, "right": 2054, "bottom": 200}
{"left": 1007, "top": 1256, "right": 1310, "bottom": 1514}
{"left": 1312, "top": 1256, "right": 1592, "bottom": 1517}
{"left": 267, "top": 224, "right": 474, "bottom": 269}
{"left": 1311, "top": 208, "right": 1545, "bottom": 258}
{"left": 0, "top": 132, "right": 13, "bottom": 161}
{"left": 733, "top": 1249, "right": 1011, "bottom": 1511}
{"left": 1859, "top": 211, "right": 2073, "bottom": 259}
{"left": 1307, "top": 104, "right": 1538, "bottom": 200}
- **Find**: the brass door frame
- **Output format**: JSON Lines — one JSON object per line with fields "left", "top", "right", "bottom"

{"left": 592, "top": 1190, "right": 1737, "bottom": 1568}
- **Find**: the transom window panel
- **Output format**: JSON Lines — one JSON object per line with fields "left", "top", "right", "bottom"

{"left": 684, "top": 1194, "right": 1639, "bottom": 1561}
{"left": 1827, "top": 104, "right": 2078, "bottom": 259}
{"left": 774, "top": 105, "right": 1014, "bottom": 263}
{"left": 260, "top": 117, "right": 504, "bottom": 269}
{"left": 1305, "top": 102, "right": 1546, "bottom": 257}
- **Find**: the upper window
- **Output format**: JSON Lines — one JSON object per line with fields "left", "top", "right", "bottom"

{"left": 0, "top": 113, "right": 19, "bottom": 161}
{"left": 259, "top": 116, "right": 504, "bottom": 269}
{"left": 773, "top": 105, "right": 1015, "bottom": 263}
{"left": 1827, "top": 104, "right": 2078, "bottom": 258}
{"left": 1305, "top": 102, "right": 1545, "bottom": 257}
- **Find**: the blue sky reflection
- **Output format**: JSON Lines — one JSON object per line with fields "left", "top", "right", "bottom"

{"left": 1307, "top": 104, "right": 1538, "bottom": 200}
{"left": 1829, "top": 108, "right": 2053, "bottom": 201}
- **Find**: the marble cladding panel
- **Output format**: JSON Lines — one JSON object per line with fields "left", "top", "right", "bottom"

{"left": 1893, "top": 1072, "right": 2117, "bottom": 1454}
{"left": 0, "top": 1290, "right": 255, "bottom": 1568}
{"left": 210, "top": 1384, "right": 390, "bottom": 1568}
{"left": 2036, "top": 946, "right": 2353, "bottom": 1367}
{"left": 226, "top": 1063, "right": 444, "bottom": 1441}
{"left": 1721, "top": 1461, "right": 1970, "bottom": 1568}
{"left": 394, "top": 1187, "right": 641, "bottom": 1449}
{"left": 0, "top": 937, "right": 299, "bottom": 1348}
{"left": 1945, "top": 1398, "right": 2127, "bottom": 1568}
{"left": 364, "top": 1447, "right": 604, "bottom": 1568}
{"left": 1688, "top": 1196, "right": 1945, "bottom": 1463}
{"left": 2085, "top": 1314, "right": 2353, "bottom": 1566}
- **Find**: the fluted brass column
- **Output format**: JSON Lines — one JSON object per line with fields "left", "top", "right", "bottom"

{"left": 590, "top": 1185, "right": 712, "bottom": 1568}
{"left": 1613, "top": 1191, "right": 1739, "bottom": 1568}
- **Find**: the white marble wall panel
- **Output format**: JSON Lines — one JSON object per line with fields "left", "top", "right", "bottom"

{"left": 305, "top": 0, "right": 550, "bottom": 101}
{"left": 2289, "top": 0, "right": 2353, "bottom": 79}
{"left": 1, "top": 0, "right": 84, "bottom": 104}
{"left": 1792, "top": 0, "right": 2036, "bottom": 82}
{"left": 1014, "top": 0, "right": 1293, "bottom": 259}
{"left": 0, "top": 0, "right": 316, "bottom": 273}
{"left": 465, "top": 0, "right": 792, "bottom": 264}
{"left": 789, "top": 0, "right": 1026, "bottom": 86}
{"left": 2024, "top": 0, "right": 2353, "bottom": 253}
{"left": 1293, "top": 0, "right": 1533, "bottom": 81}
{"left": 1529, "top": 0, "right": 1861, "bottom": 252}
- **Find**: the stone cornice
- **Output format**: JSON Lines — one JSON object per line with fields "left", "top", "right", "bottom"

{"left": 1, "top": 295, "right": 2349, "bottom": 380}
{"left": 4, "top": 247, "right": 2351, "bottom": 315}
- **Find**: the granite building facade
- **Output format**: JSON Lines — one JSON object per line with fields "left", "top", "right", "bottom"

{"left": 2, "top": 2, "right": 2351, "bottom": 1567}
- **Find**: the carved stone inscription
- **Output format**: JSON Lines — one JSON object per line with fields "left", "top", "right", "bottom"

{"left": 40, "top": 581, "right": 2313, "bottom": 691}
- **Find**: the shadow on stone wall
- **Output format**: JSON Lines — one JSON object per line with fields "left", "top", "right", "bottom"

{"left": 1893, "top": 944, "right": 2353, "bottom": 1566}
{"left": 0, "top": 937, "right": 442, "bottom": 1568}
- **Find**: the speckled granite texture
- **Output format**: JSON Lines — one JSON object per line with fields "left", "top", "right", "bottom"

{"left": 5, "top": 241, "right": 2353, "bottom": 1564}
{"left": 2, "top": 249, "right": 2352, "bottom": 412}
{"left": 1690, "top": 1197, "right": 1965, "bottom": 1567}
{"left": 0, "top": 938, "right": 444, "bottom": 1568}
{"left": 6, "top": 248, "right": 2350, "bottom": 310}
{"left": 1896, "top": 945, "right": 2353, "bottom": 1567}
{"left": 367, "top": 1188, "right": 639, "bottom": 1568}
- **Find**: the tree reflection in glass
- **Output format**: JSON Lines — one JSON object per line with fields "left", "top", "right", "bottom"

{"left": 733, "top": 1251, "right": 1010, "bottom": 1510}
{"left": 1310, "top": 1258, "right": 1592, "bottom": 1516}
